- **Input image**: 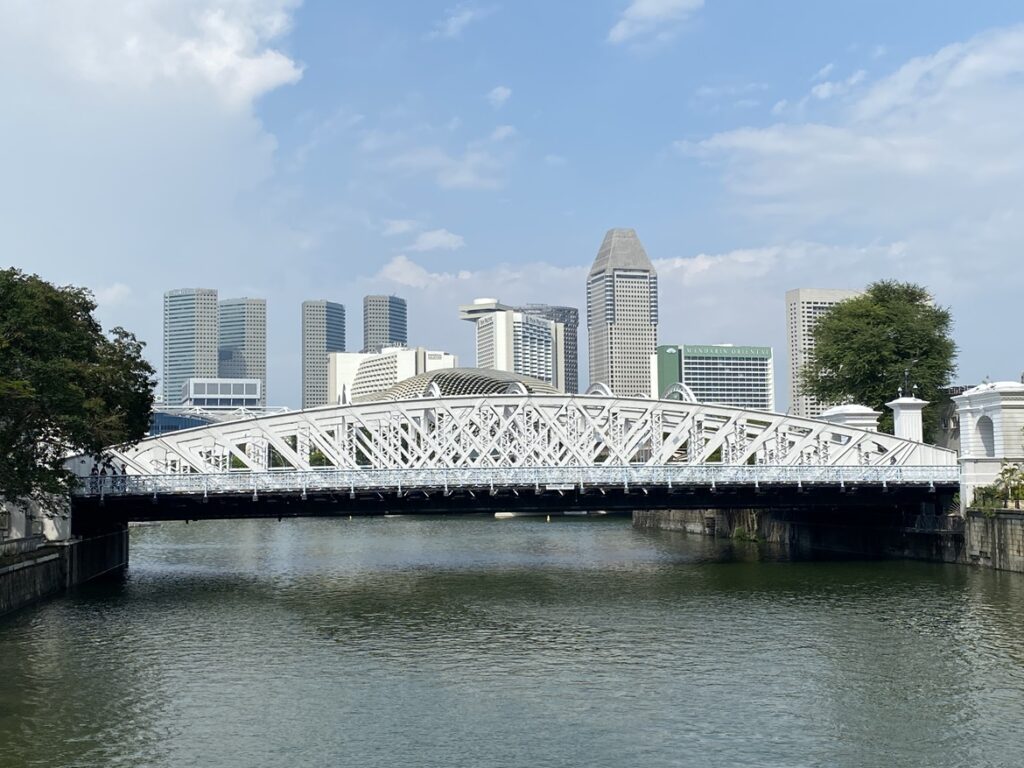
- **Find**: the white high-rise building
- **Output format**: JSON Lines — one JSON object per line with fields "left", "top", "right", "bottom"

{"left": 458, "top": 298, "right": 566, "bottom": 391}
{"left": 302, "top": 300, "right": 346, "bottom": 409}
{"left": 218, "top": 298, "right": 267, "bottom": 405}
{"left": 587, "top": 228, "right": 658, "bottom": 396}
{"left": 515, "top": 304, "right": 579, "bottom": 393}
{"left": 163, "top": 288, "right": 219, "bottom": 406}
{"left": 329, "top": 346, "right": 458, "bottom": 404}
{"left": 785, "top": 288, "right": 861, "bottom": 418}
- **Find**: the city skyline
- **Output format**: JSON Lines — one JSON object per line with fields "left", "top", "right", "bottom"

{"left": 7, "top": 3, "right": 1024, "bottom": 407}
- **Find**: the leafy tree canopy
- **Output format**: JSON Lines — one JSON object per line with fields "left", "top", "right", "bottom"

{"left": 799, "top": 280, "right": 957, "bottom": 441}
{"left": 0, "top": 269, "right": 155, "bottom": 498}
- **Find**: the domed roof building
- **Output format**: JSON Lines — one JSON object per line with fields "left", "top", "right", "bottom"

{"left": 356, "top": 368, "right": 560, "bottom": 403}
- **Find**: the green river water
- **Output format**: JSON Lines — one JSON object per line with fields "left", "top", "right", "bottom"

{"left": 2, "top": 515, "right": 1024, "bottom": 767}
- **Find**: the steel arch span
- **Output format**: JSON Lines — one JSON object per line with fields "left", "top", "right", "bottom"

{"left": 72, "top": 394, "right": 956, "bottom": 487}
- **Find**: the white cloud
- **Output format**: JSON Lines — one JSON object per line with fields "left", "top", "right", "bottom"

{"left": 813, "top": 62, "right": 835, "bottom": 81}
{"left": 429, "top": 4, "right": 493, "bottom": 40}
{"left": 381, "top": 219, "right": 419, "bottom": 237}
{"left": 388, "top": 145, "right": 504, "bottom": 189}
{"left": 490, "top": 124, "right": 516, "bottom": 141}
{"left": 608, "top": 0, "right": 704, "bottom": 46}
{"left": 487, "top": 85, "right": 512, "bottom": 108}
{"left": 7, "top": 0, "right": 303, "bottom": 109}
{"left": 680, "top": 24, "right": 1024, "bottom": 384}
{"left": 406, "top": 228, "right": 466, "bottom": 252}
{"left": 810, "top": 69, "right": 866, "bottom": 100}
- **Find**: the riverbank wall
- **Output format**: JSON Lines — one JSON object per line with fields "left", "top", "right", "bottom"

{"left": 964, "top": 510, "right": 1024, "bottom": 572}
{"left": 0, "top": 527, "right": 128, "bottom": 618}
{"left": 633, "top": 507, "right": 966, "bottom": 563}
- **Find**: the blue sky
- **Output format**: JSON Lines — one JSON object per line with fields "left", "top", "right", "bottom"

{"left": 3, "top": 0, "right": 1024, "bottom": 407}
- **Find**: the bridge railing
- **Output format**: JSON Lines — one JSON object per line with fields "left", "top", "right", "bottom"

{"left": 74, "top": 464, "right": 962, "bottom": 498}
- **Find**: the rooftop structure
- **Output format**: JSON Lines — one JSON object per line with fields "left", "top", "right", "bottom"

{"left": 358, "top": 367, "right": 560, "bottom": 402}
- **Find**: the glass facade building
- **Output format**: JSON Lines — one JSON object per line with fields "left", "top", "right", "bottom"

{"left": 218, "top": 298, "right": 267, "bottom": 405}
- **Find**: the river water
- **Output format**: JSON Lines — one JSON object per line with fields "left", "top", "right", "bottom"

{"left": 2, "top": 515, "right": 1024, "bottom": 768}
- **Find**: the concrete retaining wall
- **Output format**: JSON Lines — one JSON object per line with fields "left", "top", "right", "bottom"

{"left": 634, "top": 507, "right": 966, "bottom": 563}
{"left": 0, "top": 527, "right": 129, "bottom": 618}
{"left": 965, "top": 511, "right": 1024, "bottom": 572}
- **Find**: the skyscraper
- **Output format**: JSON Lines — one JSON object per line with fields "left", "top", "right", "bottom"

{"left": 516, "top": 304, "right": 579, "bottom": 393}
{"left": 458, "top": 298, "right": 566, "bottom": 391}
{"left": 218, "top": 297, "right": 267, "bottom": 405}
{"left": 785, "top": 288, "right": 861, "bottom": 418}
{"left": 363, "top": 295, "right": 408, "bottom": 353}
{"left": 302, "top": 300, "right": 346, "bottom": 409}
{"left": 587, "top": 228, "right": 658, "bottom": 396}
{"left": 163, "top": 288, "right": 219, "bottom": 406}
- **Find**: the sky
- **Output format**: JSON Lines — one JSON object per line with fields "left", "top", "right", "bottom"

{"left": 4, "top": 0, "right": 1024, "bottom": 408}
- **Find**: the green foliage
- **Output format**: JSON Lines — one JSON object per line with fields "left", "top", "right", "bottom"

{"left": 799, "top": 280, "right": 957, "bottom": 441}
{"left": 0, "top": 269, "right": 155, "bottom": 497}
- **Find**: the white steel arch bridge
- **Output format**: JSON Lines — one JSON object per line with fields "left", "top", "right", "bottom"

{"left": 71, "top": 394, "right": 959, "bottom": 506}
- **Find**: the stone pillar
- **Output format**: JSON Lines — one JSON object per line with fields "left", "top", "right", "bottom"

{"left": 954, "top": 382, "right": 1024, "bottom": 507}
{"left": 886, "top": 396, "right": 929, "bottom": 443}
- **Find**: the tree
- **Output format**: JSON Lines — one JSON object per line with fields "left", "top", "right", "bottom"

{"left": 799, "top": 280, "right": 957, "bottom": 441}
{"left": 0, "top": 269, "right": 156, "bottom": 498}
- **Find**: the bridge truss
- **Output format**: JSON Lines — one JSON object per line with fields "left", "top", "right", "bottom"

{"left": 71, "top": 394, "right": 957, "bottom": 498}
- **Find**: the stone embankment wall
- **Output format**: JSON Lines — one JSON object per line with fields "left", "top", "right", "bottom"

{"left": 633, "top": 507, "right": 965, "bottom": 564}
{"left": 965, "top": 511, "right": 1024, "bottom": 572}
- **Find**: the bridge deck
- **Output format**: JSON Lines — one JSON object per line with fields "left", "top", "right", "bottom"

{"left": 76, "top": 464, "right": 960, "bottom": 500}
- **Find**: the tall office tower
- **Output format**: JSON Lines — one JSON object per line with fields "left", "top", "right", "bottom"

{"left": 652, "top": 344, "right": 776, "bottom": 411}
{"left": 218, "top": 298, "right": 267, "bottom": 405}
{"left": 587, "top": 228, "right": 658, "bottom": 396}
{"left": 458, "top": 298, "right": 566, "bottom": 391}
{"left": 785, "top": 288, "right": 861, "bottom": 418}
{"left": 362, "top": 295, "right": 408, "bottom": 353}
{"left": 516, "top": 304, "right": 580, "bottom": 393}
{"left": 163, "top": 288, "right": 219, "bottom": 406}
{"left": 302, "top": 300, "right": 346, "bottom": 409}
